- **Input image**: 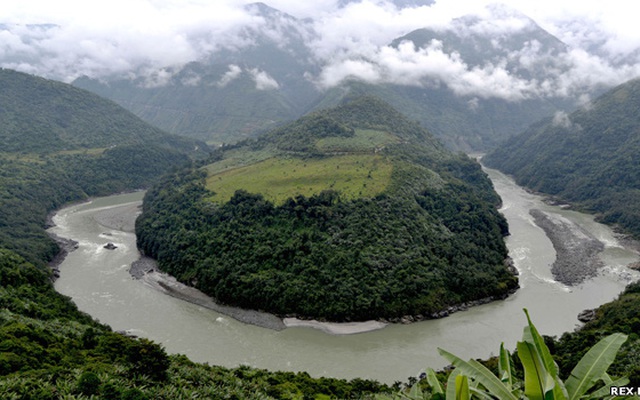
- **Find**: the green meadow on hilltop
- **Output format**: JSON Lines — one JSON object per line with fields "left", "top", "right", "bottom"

{"left": 205, "top": 154, "right": 393, "bottom": 204}
{"left": 136, "top": 96, "right": 518, "bottom": 321}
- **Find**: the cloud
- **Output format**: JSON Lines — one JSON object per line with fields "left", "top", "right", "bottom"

{"left": 552, "top": 111, "right": 573, "bottom": 128}
{"left": 1, "top": 0, "right": 640, "bottom": 102}
{"left": 250, "top": 68, "right": 280, "bottom": 90}
{"left": 217, "top": 64, "right": 243, "bottom": 87}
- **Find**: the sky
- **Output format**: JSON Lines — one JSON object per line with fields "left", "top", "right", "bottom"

{"left": 1, "top": 0, "right": 639, "bottom": 100}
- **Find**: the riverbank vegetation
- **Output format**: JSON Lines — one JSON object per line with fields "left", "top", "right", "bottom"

{"left": 136, "top": 96, "right": 519, "bottom": 321}
{"left": 0, "top": 69, "right": 208, "bottom": 267}
{"left": 0, "top": 248, "right": 391, "bottom": 399}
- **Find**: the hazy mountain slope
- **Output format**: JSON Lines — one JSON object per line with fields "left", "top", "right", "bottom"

{"left": 71, "top": 3, "right": 582, "bottom": 151}
{"left": 484, "top": 78, "right": 640, "bottom": 236}
{"left": 311, "top": 80, "right": 568, "bottom": 151}
{"left": 136, "top": 96, "right": 518, "bottom": 321}
{"left": 0, "top": 68, "right": 202, "bottom": 153}
{"left": 73, "top": 3, "right": 319, "bottom": 144}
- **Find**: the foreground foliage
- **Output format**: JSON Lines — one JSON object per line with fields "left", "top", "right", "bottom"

{"left": 0, "top": 249, "right": 391, "bottom": 399}
{"left": 384, "top": 309, "right": 630, "bottom": 400}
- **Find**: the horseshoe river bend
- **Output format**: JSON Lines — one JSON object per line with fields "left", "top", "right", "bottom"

{"left": 48, "top": 167, "right": 640, "bottom": 384}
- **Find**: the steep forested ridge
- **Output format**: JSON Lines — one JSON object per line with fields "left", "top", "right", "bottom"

{"left": 136, "top": 96, "right": 518, "bottom": 321}
{"left": 484, "top": 78, "right": 640, "bottom": 237}
{"left": 0, "top": 68, "right": 207, "bottom": 265}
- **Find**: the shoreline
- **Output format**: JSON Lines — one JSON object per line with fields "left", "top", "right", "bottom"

{"left": 49, "top": 192, "right": 618, "bottom": 335}
{"left": 48, "top": 197, "right": 521, "bottom": 334}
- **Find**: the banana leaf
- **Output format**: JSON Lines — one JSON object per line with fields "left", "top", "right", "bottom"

{"left": 498, "top": 342, "right": 513, "bottom": 388}
{"left": 565, "top": 333, "right": 628, "bottom": 400}
{"left": 455, "top": 375, "right": 470, "bottom": 400}
{"left": 517, "top": 340, "right": 556, "bottom": 400}
{"left": 425, "top": 367, "right": 444, "bottom": 395}
{"left": 439, "top": 348, "right": 518, "bottom": 400}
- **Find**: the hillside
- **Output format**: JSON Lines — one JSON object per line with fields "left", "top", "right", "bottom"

{"left": 136, "top": 96, "right": 519, "bottom": 321}
{"left": 0, "top": 69, "right": 392, "bottom": 398}
{"left": 0, "top": 68, "right": 207, "bottom": 266}
{"left": 483, "top": 78, "right": 640, "bottom": 237}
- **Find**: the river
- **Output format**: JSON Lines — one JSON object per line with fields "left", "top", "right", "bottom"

{"left": 49, "top": 168, "right": 640, "bottom": 384}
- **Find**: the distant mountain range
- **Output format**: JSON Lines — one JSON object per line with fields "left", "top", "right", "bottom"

{"left": 484, "top": 77, "right": 640, "bottom": 237}
{"left": 68, "top": 2, "right": 582, "bottom": 150}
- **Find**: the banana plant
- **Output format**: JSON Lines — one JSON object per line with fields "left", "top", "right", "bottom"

{"left": 380, "top": 309, "right": 628, "bottom": 400}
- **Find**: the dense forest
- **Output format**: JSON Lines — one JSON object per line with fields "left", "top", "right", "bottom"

{"left": 136, "top": 96, "right": 519, "bottom": 321}
{"left": 484, "top": 78, "right": 640, "bottom": 237}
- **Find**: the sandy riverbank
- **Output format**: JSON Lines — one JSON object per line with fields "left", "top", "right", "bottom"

{"left": 130, "top": 256, "right": 390, "bottom": 334}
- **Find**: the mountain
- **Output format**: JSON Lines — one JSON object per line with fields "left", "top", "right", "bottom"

{"left": 391, "top": 7, "right": 567, "bottom": 73}
{"left": 307, "top": 8, "right": 574, "bottom": 150}
{"left": 135, "top": 96, "right": 518, "bottom": 322}
{"left": 0, "top": 68, "right": 205, "bottom": 153}
{"left": 71, "top": 3, "right": 581, "bottom": 151}
{"left": 0, "top": 68, "right": 207, "bottom": 265}
{"left": 0, "top": 67, "right": 391, "bottom": 398}
{"left": 73, "top": 3, "right": 319, "bottom": 144}
{"left": 484, "top": 78, "right": 640, "bottom": 237}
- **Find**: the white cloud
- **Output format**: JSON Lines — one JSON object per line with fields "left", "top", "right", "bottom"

{"left": 250, "top": 68, "right": 280, "bottom": 90}
{"left": 217, "top": 64, "right": 243, "bottom": 87}
{"left": 552, "top": 111, "right": 572, "bottom": 128}
{"left": 1, "top": 0, "right": 640, "bottom": 101}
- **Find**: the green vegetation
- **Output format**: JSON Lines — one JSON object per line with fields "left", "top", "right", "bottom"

{"left": 0, "top": 69, "right": 207, "bottom": 267}
{"left": 136, "top": 96, "right": 518, "bottom": 321}
{"left": 205, "top": 154, "right": 393, "bottom": 204}
{"left": 382, "top": 309, "right": 630, "bottom": 400}
{"left": 316, "top": 129, "right": 400, "bottom": 153}
{"left": 551, "top": 282, "right": 640, "bottom": 386}
{"left": 484, "top": 78, "right": 640, "bottom": 237}
{"left": 0, "top": 67, "right": 637, "bottom": 398}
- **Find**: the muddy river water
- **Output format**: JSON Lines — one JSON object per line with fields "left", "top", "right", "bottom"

{"left": 50, "top": 167, "right": 640, "bottom": 384}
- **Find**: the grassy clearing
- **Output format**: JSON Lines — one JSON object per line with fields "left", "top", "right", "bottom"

{"left": 204, "top": 147, "right": 278, "bottom": 176}
{"left": 205, "top": 154, "right": 393, "bottom": 204}
{"left": 316, "top": 129, "right": 400, "bottom": 153}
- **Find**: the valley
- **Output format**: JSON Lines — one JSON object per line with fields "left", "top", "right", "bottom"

{"left": 3, "top": 0, "right": 640, "bottom": 396}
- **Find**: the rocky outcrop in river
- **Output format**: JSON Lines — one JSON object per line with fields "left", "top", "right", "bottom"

{"left": 530, "top": 209, "right": 605, "bottom": 285}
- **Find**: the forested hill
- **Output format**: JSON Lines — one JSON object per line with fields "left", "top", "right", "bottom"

{"left": 0, "top": 68, "right": 201, "bottom": 153}
{"left": 136, "top": 96, "right": 519, "bottom": 322}
{"left": 483, "top": 77, "right": 640, "bottom": 237}
{"left": 0, "top": 68, "right": 208, "bottom": 266}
